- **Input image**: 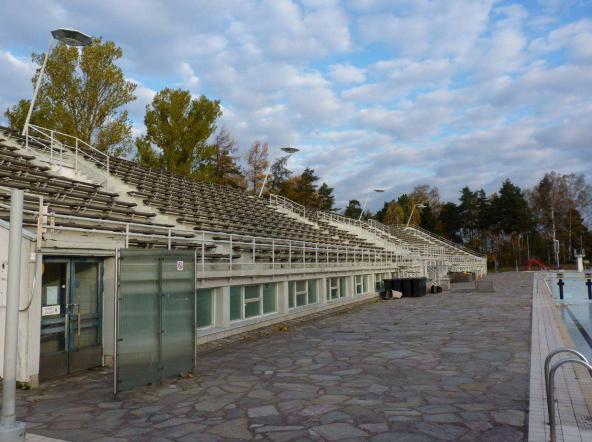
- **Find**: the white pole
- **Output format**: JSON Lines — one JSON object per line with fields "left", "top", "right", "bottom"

{"left": 22, "top": 39, "right": 53, "bottom": 136}
{"left": 258, "top": 164, "right": 272, "bottom": 198}
{"left": 359, "top": 193, "right": 370, "bottom": 221}
{"left": 258, "top": 152, "right": 294, "bottom": 198}
{"left": 0, "top": 189, "right": 27, "bottom": 441}
{"left": 406, "top": 205, "right": 416, "bottom": 229}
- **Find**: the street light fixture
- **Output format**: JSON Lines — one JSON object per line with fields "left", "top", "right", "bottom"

{"left": 405, "top": 203, "right": 427, "bottom": 229}
{"left": 359, "top": 189, "right": 385, "bottom": 221}
{"left": 22, "top": 28, "right": 93, "bottom": 136}
{"left": 258, "top": 145, "right": 300, "bottom": 197}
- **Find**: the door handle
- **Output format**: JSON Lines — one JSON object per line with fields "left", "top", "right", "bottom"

{"left": 67, "top": 304, "right": 81, "bottom": 337}
{"left": 77, "top": 305, "right": 81, "bottom": 337}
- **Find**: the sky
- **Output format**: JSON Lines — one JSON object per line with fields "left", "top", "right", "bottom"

{"left": 1, "top": 0, "right": 591, "bottom": 211}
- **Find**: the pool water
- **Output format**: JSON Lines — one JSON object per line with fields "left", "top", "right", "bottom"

{"left": 560, "top": 303, "right": 592, "bottom": 361}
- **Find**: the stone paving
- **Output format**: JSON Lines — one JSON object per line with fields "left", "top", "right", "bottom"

{"left": 13, "top": 272, "right": 532, "bottom": 441}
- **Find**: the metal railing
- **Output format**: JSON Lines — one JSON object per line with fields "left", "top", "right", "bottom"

{"left": 0, "top": 196, "right": 417, "bottom": 276}
{"left": 269, "top": 194, "right": 306, "bottom": 218}
{"left": 394, "top": 223, "right": 487, "bottom": 258}
{"left": 24, "top": 124, "right": 110, "bottom": 188}
{"left": 544, "top": 348, "right": 592, "bottom": 442}
{"left": 315, "top": 210, "right": 485, "bottom": 265}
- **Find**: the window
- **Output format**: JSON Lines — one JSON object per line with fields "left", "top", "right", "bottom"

{"left": 307, "top": 280, "right": 317, "bottom": 304}
{"left": 289, "top": 279, "right": 319, "bottom": 308}
{"left": 339, "top": 277, "right": 347, "bottom": 297}
{"left": 230, "top": 284, "right": 277, "bottom": 321}
{"left": 327, "top": 277, "right": 340, "bottom": 300}
{"left": 263, "top": 283, "right": 276, "bottom": 314}
{"left": 244, "top": 285, "right": 261, "bottom": 318}
{"left": 375, "top": 273, "right": 385, "bottom": 292}
{"left": 230, "top": 286, "right": 242, "bottom": 321}
{"left": 196, "top": 288, "right": 213, "bottom": 328}
{"left": 355, "top": 275, "right": 363, "bottom": 295}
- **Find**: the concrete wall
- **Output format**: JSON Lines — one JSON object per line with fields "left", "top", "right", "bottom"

{"left": 0, "top": 222, "right": 40, "bottom": 386}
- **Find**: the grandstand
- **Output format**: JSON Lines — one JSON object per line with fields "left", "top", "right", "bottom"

{"left": 0, "top": 124, "right": 486, "bottom": 388}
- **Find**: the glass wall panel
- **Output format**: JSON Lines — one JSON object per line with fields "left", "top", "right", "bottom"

{"left": 340, "top": 277, "right": 347, "bottom": 297}
{"left": 289, "top": 282, "right": 295, "bottom": 308}
{"left": 196, "top": 289, "right": 212, "bottom": 328}
{"left": 245, "top": 285, "right": 260, "bottom": 299}
{"left": 355, "top": 275, "right": 363, "bottom": 295}
{"left": 307, "top": 280, "right": 317, "bottom": 304}
{"left": 263, "top": 283, "right": 276, "bottom": 314}
{"left": 245, "top": 300, "right": 260, "bottom": 318}
{"left": 230, "top": 286, "right": 242, "bottom": 321}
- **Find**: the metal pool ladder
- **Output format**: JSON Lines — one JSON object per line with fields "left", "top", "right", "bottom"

{"left": 544, "top": 348, "right": 592, "bottom": 442}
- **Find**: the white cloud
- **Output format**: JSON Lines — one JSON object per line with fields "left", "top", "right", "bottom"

{"left": 1, "top": 0, "right": 591, "bottom": 209}
{"left": 329, "top": 64, "right": 366, "bottom": 84}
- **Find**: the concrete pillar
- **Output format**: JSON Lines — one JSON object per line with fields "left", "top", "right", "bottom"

{"left": 319, "top": 278, "right": 327, "bottom": 305}
{"left": 278, "top": 281, "right": 289, "bottom": 314}
{"left": 218, "top": 287, "right": 230, "bottom": 328}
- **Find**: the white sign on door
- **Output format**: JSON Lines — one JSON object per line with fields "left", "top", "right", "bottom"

{"left": 176, "top": 260, "right": 184, "bottom": 271}
{"left": 42, "top": 305, "right": 61, "bottom": 316}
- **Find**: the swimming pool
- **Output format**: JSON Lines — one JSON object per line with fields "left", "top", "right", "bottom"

{"left": 546, "top": 272, "right": 592, "bottom": 360}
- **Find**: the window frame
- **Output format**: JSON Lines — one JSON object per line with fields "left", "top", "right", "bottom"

{"left": 355, "top": 275, "right": 363, "bottom": 295}
{"left": 289, "top": 279, "right": 318, "bottom": 308}
{"left": 230, "top": 283, "right": 278, "bottom": 322}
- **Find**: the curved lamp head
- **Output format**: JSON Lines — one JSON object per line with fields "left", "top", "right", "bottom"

{"left": 51, "top": 28, "right": 92, "bottom": 46}
{"left": 416, "top": 203, "right": 427, "bottom": 208}
{"left": 373, "top": 189, "right": 385, "bottom": 193}
{"left": 280, "top": 146, "right": 299, "bottom": 155}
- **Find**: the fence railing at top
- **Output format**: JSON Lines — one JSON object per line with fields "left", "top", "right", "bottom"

{"left": 316, "top": 211, "right": 452, "bottom": 259}
{"left": 394, "top": 223, "right": 486, "bottom": 258}
{"left": 269, "top": 194, "right": 306, "bottom": 218}
{"left": 24, "top": 124, "right": 110, "bottom": 188}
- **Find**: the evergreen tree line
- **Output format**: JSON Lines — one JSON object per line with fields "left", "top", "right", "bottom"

{"left": 344, "top": 177, "right": 591, "bottom": 269}
{"left": 6, "top": 39, "right": 590, "bottom": 268}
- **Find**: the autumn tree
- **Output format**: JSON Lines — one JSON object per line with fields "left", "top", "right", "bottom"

{"left": 5, "top": 38, "right": 136, "bottom": 156}
{"left": 136, "top": 88, "right": 222, "bottom": 177}
{"left": 209, "top": 127, "right": 244, "bottom": 187}
{"left": 245, "top": 141, "right": 269, "bottom": 194}
{"left": 410, "top": 184, "right": 441, "bottom": 215}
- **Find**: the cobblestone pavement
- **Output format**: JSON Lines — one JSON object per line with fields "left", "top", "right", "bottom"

{"left": 15, "top": 272, "right": 532, "bottom": 441}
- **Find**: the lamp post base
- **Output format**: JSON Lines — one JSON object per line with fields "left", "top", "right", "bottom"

{"left": 0, "top": 421, "right": 26, "bottom": 442}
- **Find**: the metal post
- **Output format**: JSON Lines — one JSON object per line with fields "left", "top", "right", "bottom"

{"left": 167, "top": 228, "right": 171, "bottom": 250}
{"left": 201, "top": 231, "right": 205, "bottom": 273}
{"left": 229, "top": 235, "right": 233, "bottom": 272}
{"left": 0, "top": 189, "right": 27, "bottom": 441}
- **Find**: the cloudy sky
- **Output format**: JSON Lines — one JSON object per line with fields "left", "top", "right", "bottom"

{"left": 1, "top": 0, "right": 591, "bottom": 210}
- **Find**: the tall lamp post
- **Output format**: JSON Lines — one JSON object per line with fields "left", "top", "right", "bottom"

{"left": 359, "top": 189, "right": 384, "bottom": 221}
{"left": 22, "top": 28, "right": 92, "bottom": 136}
{"left": 0, "top": 190, "right": 25, "bottom": 441}
{"left": 405, "top": 203, "right": 427, "bottom": 229}
{"left": 258, "top": 145, "right": 299, "bottom": 197}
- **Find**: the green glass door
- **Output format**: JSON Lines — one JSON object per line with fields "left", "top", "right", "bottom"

{"left": 68, "top": 261, "right": 102, "bottom": 374}
{"left": 39, "top": 258, "right": 103, "bottom": 381}
{"left": 39, "top": 261, "right": 68, "bottom": 381}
